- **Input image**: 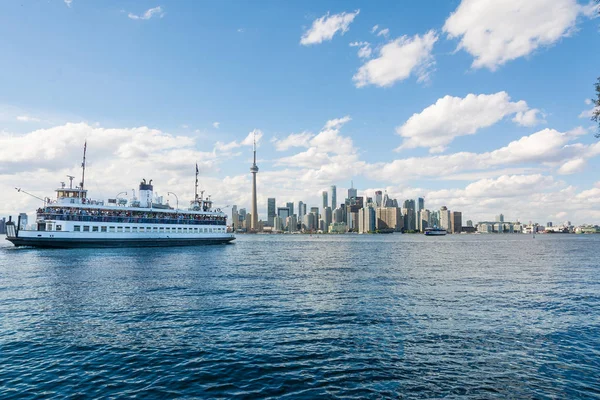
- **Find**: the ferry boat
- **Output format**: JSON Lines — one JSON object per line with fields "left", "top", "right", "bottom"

{"left": 5, "top": 144, "right": 235, "bottom": 248}
{"left": 424, "top": 227, "right": 447, "bottom": 236}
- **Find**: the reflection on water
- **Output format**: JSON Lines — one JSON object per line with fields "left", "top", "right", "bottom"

{"left": 1, "top": 234, "right": 599, "bottom": 398}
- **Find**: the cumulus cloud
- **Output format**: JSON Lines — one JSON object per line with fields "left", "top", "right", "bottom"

{"left": 300, "top": 10, "right": 360, "bottom": 45}
{"left": 128, "top": 6, "right": 164, "bottom": 20}
{"left": 443, "top": 0, "right": 591, "bottom": 70}
{"left": 396, "top": 92, "right": 541, "bottom": 152}
{"left": 353, "top": 30, "right": 438, "bottom": 87}
{"left": 272, "top": 131, "right": 314, "bottom": 151}
{"left": 64, "top": 0, "right": 72, "bottom": 7}
{"left": 213, "top": 122, "right": 220, "bottom": 129}
{"left": 512, "top": 109, "right": 546, "bottom": 127}
{"left": 374, "top": 128, "right": 600, "bottom": 184}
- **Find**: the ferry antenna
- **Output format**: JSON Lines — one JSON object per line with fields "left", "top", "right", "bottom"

{"left": 80, "top": 141, "right": 87, "bottom": 191}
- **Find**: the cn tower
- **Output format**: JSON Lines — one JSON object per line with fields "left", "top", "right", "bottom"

{"left": 250, "top": 133, "right": 259, "bottom": 231}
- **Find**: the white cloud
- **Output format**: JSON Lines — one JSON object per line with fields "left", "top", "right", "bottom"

{"left": 213, "top": 122, "right": 220, "bottom": 129}
{"left": 300, "top": 10, "right": 360, "bottom": 45}
{"left": 396, "top": 92, "right": 537, "bottom": 152}
{"left": 16, "top": 115, "right": 41, "bottom": 123}
{"left": 377, "top": 28, "right": 390, "bottom": 37}
{"left": 128, "top": 6, "right": 164, "bottom": 20}
{"left": 512, "top": 109, "right": 546, "bottom": 127}
{"left": 443, "top": 0, "right": 590, "bottom": 70}
{"left": 371, "top": 25, "right": 379, "bottom": 33}
{"left": 585, "top": 99, "right": 593, "bottom": 105}
{"left": 558, "top": 158, "right": 587, "bottom": 174}
{"left": 64, "top": 0, "right": 72, "bottom": 7}
{"left": 272, "top": 131, "right": 314, "bottom": 151}
{"left": 353, "top": 30, "right": 438, "bottom": 87}
{"left": 374, "top": 127, "right": 600, "bottom": 184}
{"left": 214, "top": 129, "right": 263, "bottom": 153}
{"left": 349, "top": 41, "right": 372, "bottom": 58}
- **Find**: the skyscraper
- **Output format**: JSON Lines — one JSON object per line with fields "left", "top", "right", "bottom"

{"left": 331, "top": 185, "right": 337, "bottom": 209}
{"left": 403, "top": 199, "right": 416, "bottom": 231}
{"left": 416, "top": 197, "right": 424, "bottom": 231}
{"left": 250, "top": 134, "right": 259, "bottom": 231}
{"left": 322, "top": 191, "right": 328, "bottom": 210}
{"left": 286, "top": 202, "right": 294, "bottom": 216}
{"left": 375, "top": 191, "right": 383, "bottom": 207}
{"left": 451, "top": 211, "right": 462, "bottom": 233}
{"left": 440, "top": 206, "right": 451, "bottom": 232}
{"left": 348, "top": 181, "right": 357, "bottom": 200}
{"left": 298, "top": 201, "right": 305, "bottom": 216}
{"left": 267, "top": 198, "right": 276, "bottom": 227}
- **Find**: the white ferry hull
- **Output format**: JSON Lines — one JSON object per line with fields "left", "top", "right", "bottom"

{"left": 5, "top": 224, "right": 235, "bottom": 248}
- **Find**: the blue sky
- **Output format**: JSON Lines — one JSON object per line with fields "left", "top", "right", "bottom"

{"left": 1, "top": 0, "right": 599, "bottom": 224}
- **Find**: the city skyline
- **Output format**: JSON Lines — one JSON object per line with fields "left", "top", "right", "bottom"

{"left": 1, "top": 1, "right": 599, "bottom": 225}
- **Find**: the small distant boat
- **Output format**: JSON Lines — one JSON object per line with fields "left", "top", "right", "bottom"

{"left": 424, "top": 228, "right": 447, "bottom": 236}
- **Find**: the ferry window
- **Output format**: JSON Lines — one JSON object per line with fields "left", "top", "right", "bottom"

{"left": 117, "top": 227, "right": 123, "bottom": 232}
{"left": 46, "top": 224, "right": 53, "bottom": 231}
{"left": 177, "top": 228, "right": 182, "bottom": 233}
{"left": 203, "top": 228, "right": 207, "bottom": 233}
{"left": 125, "top": 227, "right": 130, "bottom": 232}
{"left": 92, "top": 226, "right": 99, "bottom": 232}
{"left": 153, "top": 227, "right": 158, "bottom": 232}
{"left": 101, "top": 226, "right": 107, "bottom": 232}
{"left": 74, "top": 225, "right": 81, "bottom": 232}
{"left": 159, "top": 227, "right": 164, "bottom": 232}
{"left": 183, "top": 228, "right": 188, "bottom": 233}
{"left": 56, "top": 225, "right": 62, "bottom": 231}
{"left": 109, "top": 226, "right": 115, "bottom": 232}
{"left": 139, "top": 227, "right": 144, "bottom": 232}
{"left": 83, "top": 226, "right": 90, "bottom": 232}
{"left": 132, "top": 227, "right": 138, "bottom": 232}
{"left": 194, "top": 228, "right": 198, "bottom": 233}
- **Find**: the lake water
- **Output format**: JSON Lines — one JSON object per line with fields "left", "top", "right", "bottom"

{"left": 1, "top": 233, "right": 599, "bottom": 398}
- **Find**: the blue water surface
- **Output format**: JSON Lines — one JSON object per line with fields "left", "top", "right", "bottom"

{"left": 1, "top": 233, "right": 599, "bottom": 399}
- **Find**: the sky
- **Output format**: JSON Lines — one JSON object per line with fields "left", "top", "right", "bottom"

{"left": 1, "top": 0, "right": 599, "bottom": 225}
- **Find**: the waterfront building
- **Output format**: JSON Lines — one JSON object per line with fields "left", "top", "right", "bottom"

{"left": 496, "top": 214, "right": 504, "bottom": 223}
{"left": 19, "top": 213, "right": 28, "bottom": 230}
{"left": 478, "top": 223, "right": 493, "bottom": 233}
{"left": 440, "top": 206, "right": 451, "bottom": 232}
{"left": 273, "top": 216, "right": 283, "bottom": 232}
{"left": 466, "top": 220, "right": 473, "bottom": 227}
{"left": 419, "top": 209, "right": 430, "bottom": 232}
{"left": 328, "top": 222, "right": 347, "bottom": 233}
{"left": 359, "top": 206, "right": 376, "bottom": 234}
{"left": 416, "top": 197, "right": 424, "bottom": 231}
{"left": 376, "top": 207, "right": 403, "bottom": 231}
{"left": 375, "top": 191, "right": 383, "bottom": 207}
{"left": 333, "top": 207, "right": 344, "bottom": 224}
{"left": 298, "top": 202, "right": 306, "bottom": 217}
{"left": 286, "top": 202, "right": 294, "bottom": 217}
{"left": 231, "top": 206, "right": 239, "bottom": 231}
{"left": 250, "top": 135, "right": 259, "bottom": 231}
{"left": 244, "top": 213, "right": 252, "bottom": 230}
{"left": 331, "top": 185, "right": 337, "bottom": 209}
{"left": 322, "top": 191, "right": 328, "bottom": 210}
{"left": 451, "top": 211, "right": 462, "bottom": 233}
{"left": 0, "top": 217, "right": 5, "bottom": 234}
{"left": 286, "top": 215, "right": 297, "bottom": 232}
{"left": 403, "top": 200, "right": 416, "bottom": 231}
{"left": 267, "top": 198, "right": 276, "bottom": 226}
{"left": 310, "top": 207, "right": 319, "bottom": 219}
{"left": 277, "top": 207, "right": 290, "bottom": 228}
{"left": 430, "top": 210, "right": 439, "bottom": 228}
{"left": 323, "top": 207, "right": 332, "bottom": 231}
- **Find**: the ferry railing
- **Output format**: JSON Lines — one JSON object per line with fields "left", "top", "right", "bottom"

{"left": 36, "top": 213, "right": 226, "bottom": 226}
